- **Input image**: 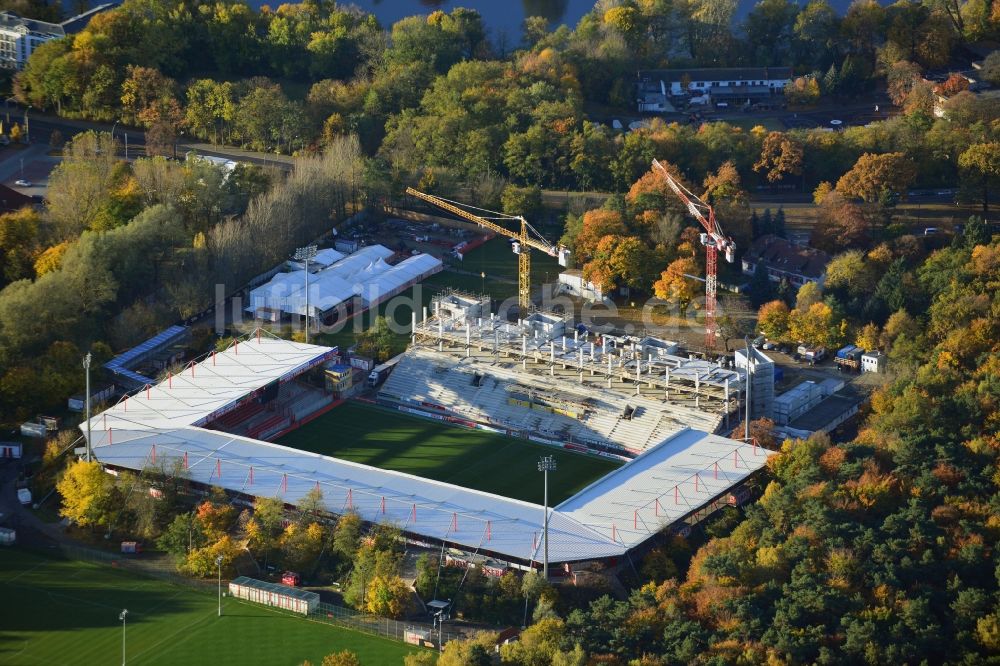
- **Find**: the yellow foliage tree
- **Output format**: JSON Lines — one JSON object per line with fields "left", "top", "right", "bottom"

{"left": 56, "top": 459, "right": 115, "bottom": 527}
{"left": 855, "top": 322, "right": 880, "bottom": 352}
{"left": 653, "top": 256, "right": 699, "bottom": 309}
{"left": 757, "top": 300, "right": 791, "bottom": 341}
{"left": 33, "top": 241, "right": 70, "bottom": 276}
{"left": 182, "top": 535, "right": 242, "bottom": 578}
{"left": 320, "top": 651, "right": 361, "bottom": 666}
{"left": 365, "top": 575, "right": 411, "bottom": 618}
{"left": 789, "top": 302, "right": 836, "bottom": 347}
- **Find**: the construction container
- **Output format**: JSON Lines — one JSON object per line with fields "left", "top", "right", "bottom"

{"left": 228, "top": 577, "right": 319, "bottom": 615}
{"left": 120, "top": 541, "right": 143, "bottom": 554}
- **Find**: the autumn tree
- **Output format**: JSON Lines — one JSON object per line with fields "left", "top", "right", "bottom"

{"left": 789, "top": 301, "right": 838, "bottom": 347}
{"left": 794, "top": 281, "right": 823, "bottom": 311}
{"left": 279, "top": 521, "right": 326, "bottom": 572}
{"left": 958, "top": 143, "right": 1000, "bottom": 212}
{"left": 855, "top": 322, "right": 880, "bottom": 351}
{"left": 653, "top": 256, "right": 699, "bottom": 310}
{"left": 810, "top": 191, "right": 871, "bottom": 253}
{"left": 365, "top": 575, "right": 411, "bottom": 618}
{"left": 824, "top": 250, "right": 870, "bottom": 297}
{"left": 754, "top": 132, "right": 804, "bottom": 183}
{"left": 572, "top": 209, "right": 627, "bottom": 263}
{"left": 783, "top": 76, "right": 821, "bottom": 104}
{"left": 757, "top": 299, "right": 791, "bottom": 340}
{"left": 321, "top": 652, "right": 361, "bottom": 666}
{"left": 836, "top": 152, "right": 917, "bottom": 203}
{"left": 56, "top": 459, "right": 116, "bottom": 527}
{"left": 355, "top": 316, "right": 395, "bottom": 362}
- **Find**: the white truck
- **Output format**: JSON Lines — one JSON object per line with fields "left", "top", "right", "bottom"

{"left": 368, "top": 356, "right": 402, "bottom": 387}
{"left": 17, "top": 488, "right": 32, "bottom": 506}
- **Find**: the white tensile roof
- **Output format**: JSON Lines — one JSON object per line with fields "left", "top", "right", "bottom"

{"left": 83, "top": 334, "right": 337, "bottom": 434}
{"left": 85, "top": 334, "right": 773, "bottom": 563}
{"left": 247, "top": 245, "right": 442, "bottom": 316}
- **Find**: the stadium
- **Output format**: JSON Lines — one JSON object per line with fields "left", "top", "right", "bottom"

{"left": 83, "top": 293, "right": 773, "bottom": 571}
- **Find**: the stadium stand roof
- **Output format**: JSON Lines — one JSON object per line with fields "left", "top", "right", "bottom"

{"left": 89, "top": 422, "right": 770, "bottom": 563}
{"left": 85, "top": 331, "right": 772, "bottom": 565}
{"left": 103, "top": 325, "right": 189, "bottom": 388}
{"left": 88, "top": 332, "right": 337, "bottom": 434}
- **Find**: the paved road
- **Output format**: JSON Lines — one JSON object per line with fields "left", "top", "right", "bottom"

{"left": 13, "top": 106, "right": 295, "bottom": 170}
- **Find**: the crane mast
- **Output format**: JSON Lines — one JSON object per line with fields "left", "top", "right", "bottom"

{"left": 404, "top": 187, "right": 568, "bottom": 313}
{"left": 651, "top": 159, "right": 735, "bottom": 351}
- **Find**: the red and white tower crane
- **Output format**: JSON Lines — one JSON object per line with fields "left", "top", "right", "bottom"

{"left": 651, "top": 159, "right": 735, "bottom": 351}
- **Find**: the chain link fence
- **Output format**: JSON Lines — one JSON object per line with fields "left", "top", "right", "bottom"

{"left": 309, "top": 601, "right": 464, "bottom": 648}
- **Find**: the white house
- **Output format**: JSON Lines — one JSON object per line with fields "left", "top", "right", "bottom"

{"left": 637, "top": 67, "right": 792, "bottom": 110}
{"left": 861, "top": 351, "right": 885, "bottom": 373}
{"left": 0, "top": 4, "right": 118, "bottom": 70}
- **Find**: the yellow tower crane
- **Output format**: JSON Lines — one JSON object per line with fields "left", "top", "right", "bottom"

{"left": 405, "top": 187, "right": 569, "bottom": 313}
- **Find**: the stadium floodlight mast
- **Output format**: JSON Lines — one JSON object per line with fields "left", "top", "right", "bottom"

{"left": 83, "top": 352, "right": 92, "bottom": 462}
{"left": 293, "top": 244, "right": 318, "bottom": 344}
{"left": 744, "top": 336, "right": 753, "bottom": 442}
{"left": 538, "top": 455, "right": 556, "bottom": 579}
{"left": 216, "top": 555, "right": 224, "bottom": 617}
{"left": 119, "top": 609, "right": 128, "bottom": 666}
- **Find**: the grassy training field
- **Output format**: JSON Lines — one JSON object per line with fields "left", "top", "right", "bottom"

{"left": 0, "top": 548, "right": 418, "bottom": 666}
{"left": 276, "top": 402, "right": 620, "bottom": 505}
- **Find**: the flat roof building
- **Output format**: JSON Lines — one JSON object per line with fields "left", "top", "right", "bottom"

{"left": 0, "top": 4, "right": 119, "bottom": 69}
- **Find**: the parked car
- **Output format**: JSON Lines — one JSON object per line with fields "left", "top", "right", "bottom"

{"left": 14, "top": 179, "right": 31, "bottom": 187}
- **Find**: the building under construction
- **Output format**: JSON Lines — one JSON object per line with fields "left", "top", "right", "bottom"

{"left": 384, "top": 290, "right": 761, "bottom": 458}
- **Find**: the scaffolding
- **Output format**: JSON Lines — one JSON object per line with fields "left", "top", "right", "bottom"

{"left": 409, "top": 301, "right": 748, "bottom": 421}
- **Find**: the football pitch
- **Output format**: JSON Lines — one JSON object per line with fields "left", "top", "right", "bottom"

{"left": 276, "top": 402, "right": 621, "bottom": 505}
{"left": 0, "top": 549, "right": 419, "bottom": 666}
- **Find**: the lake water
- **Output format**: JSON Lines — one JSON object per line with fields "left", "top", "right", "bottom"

{"left": 331, "top": 0, "right": 870, "bottom": 42}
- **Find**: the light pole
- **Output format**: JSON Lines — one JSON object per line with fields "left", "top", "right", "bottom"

{"left": 23, "top": 106, "right": 29, "bottom": 144}
{"left": 294, "top": 245, "right": 318, "bottom": 343}
{"left": 124, "top": 131, "right": 128, "bottom": 160}
{"left": 744, "top": 336, "right": 752, "bottom": 441}
{"left": 538, "top": 455, "right": 556, "bottom": 579}
{"left": 112, "top": 120, "right": 119, "bottom": 152}
{"left": 83, "top": 352, "right": 92, "bottom": 462}
{"left": 119, "top": 609, "right": 128, "bottom": 665}
{"left": 216, "top": 555, "right": 224, "bottom": 617}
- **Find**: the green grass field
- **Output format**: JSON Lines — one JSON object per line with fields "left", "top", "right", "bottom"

{"left": 276, "top": 403, "right": 620, "bottom": 505}
{"left": 0, "top": 549, "right": 419, "bottom": 666}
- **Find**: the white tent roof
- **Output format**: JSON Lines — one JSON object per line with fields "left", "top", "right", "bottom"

{"left": 83, "top": 333, "right": 337, "bottom": 433}
{"left": 247, "top": 245, "right": 403, "bottom": 316}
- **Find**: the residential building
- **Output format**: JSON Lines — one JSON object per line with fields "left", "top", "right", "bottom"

{"left": 861, "top": 350, "right": 885, "bottom": 373}
{"left": 0, "top": 4, "right": 118, "bottom": 70}
{"left": 636, "top": 67, "right": 792, "bottom": 110}
{"left": 741, "top": 235, "right": 830, "bottom": 288}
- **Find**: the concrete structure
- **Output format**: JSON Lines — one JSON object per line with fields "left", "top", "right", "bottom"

{"left": 742, "top": 235, "right": 830, "bottom": 288}
{"left": 734, "top": 347, "right": 775, "bottom": 419}
{"left": 862, "top": 351, "right": 885, "bottom": 373}
{"left": 780, "top": 384, "right": 865, "bottom": 439}
{"left": 558, "top": 269, "right": 606, "bottom": 302}
{"left": 0, "top": 4, "right": 118, "bottom": 69}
